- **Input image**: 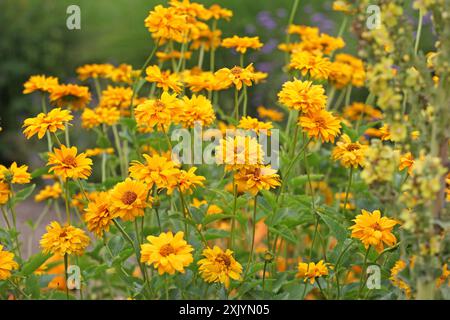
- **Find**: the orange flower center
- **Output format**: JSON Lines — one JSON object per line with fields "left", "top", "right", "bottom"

{"left": 346, "top": 143, "right": 360, "bottom": 152}
{"left": 314, "top": 117, "right": 326, "bottom": 128}
{"left": 63, "top": 156, "right": 77, "bottom": 167}
{"left": 121, "top": 191, "right": 137, "bottom": 205}
{"left": 372, "top": 222, "right": 382, "bottom": 231}
{"left": 154, "top": 100, "right": 165, "bottom": 109}
{"left": 159, "top": 244, "right": 175, "bottom": 256}
{"left": 231, "top": 67, "right": 243, "bottom": 76}
{"left": 217, "top": 253, "right": 231, "bottom": 267}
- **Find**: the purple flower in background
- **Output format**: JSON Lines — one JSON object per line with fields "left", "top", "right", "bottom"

{"left": 257, "top": 11, "right": 277, "bottom": 30}
{"left": 256, "top": 62, "right": 275, "bottom": 73}
{"left": 423, "top": 12, "right": 432, "bottom": 25}
{"left": 311, "top": 13, "right": 334, "bottom": 33}
{"left": 261, "top": 38, "right": 279, "bottom": 54}
{"left": 276, "top": 8, "right": 287, "bottom": 18}
{"left": 245, "top": 24, "right": 257, "bottom": 35}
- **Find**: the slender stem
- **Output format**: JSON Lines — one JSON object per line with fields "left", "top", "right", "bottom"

{"left": 342, "top": 167, "right": 354, "bottom": 214}
{"left": 358, "top": 247, "right": 371, "bottom": 298}
{"left": 64, "top": 123, "right": 70, "bottom": 147}
{"left": 262, "top": 260, "right": 268, "bottom": 298}
{"left": 7, "top": 279, "right": 30, "bottom": 299}
{"left": 337, "top": 16, "right": 348, "bottom": 38}
{"left": 155, "top": 207, "right": 162, "bottom": 233}
{"left": 316, "top": 278, "right": 328, "bottom": 300}
{"left": 1, "top": 206, "right": 12, "bottom": 229}
{"left": 93, "top": 78, "right": 102, "bottom": 101}
{"left": 243, "top": 195, "right": 258, "bottom": 280}
{"left": 234, "top": 89, "right": 239, "bottom": 122}
{"left": 334, "top": 241, "right": 354, "bottom": 299}
{"left": 309, "top": 216, "right": 319, "bottom": 259}
{"left": 243, "top": 85, "right": 248, "bottom": 117}
{"left": 64, "top": 181, "right": 71, "bottom": 224}
{"left": 197, "top": 44, "right": 205, "bottom": 68}
{"left": 112, "top": 125, "right": 125, "bottom": 177}
{"left": 210, "top": 20, "right": 217, "bottom": 72}
{"left": 229, "top": 180, "right": 238, "bottom": 250}
{"left": 284, "top": 0, "right": 300, "bottom": 63}
{"left": 414, "top": 10, "right": 424, "bottom": 56}
{"left": 64, "top": 254, "right": 69, "bottom": 300}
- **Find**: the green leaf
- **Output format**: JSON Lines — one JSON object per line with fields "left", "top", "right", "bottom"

{"left": 31, "top": 167, "right": 48, "bottom": 179}
{"left": 19, "top": 252, "right": 51, "bottom": 276}
{"left": 289, "top": 174, "right": 324, "bottom": 187}
{"left": 268, "top": 225, "right": 297, "bottom": 244}
{"left": 13, "top": 184, "right": 36, "bottom": 203}
{"left": 120, "top": 118, "right": 137, "bottom": 132}
{"left": 204, "top": 229, "right": 229, "bottom": 240}
{"left": 202, "top": 213, "right": 234, "bottom": 226}
{"left": 317, "top": 212, "right": 348, "bottom": 243}
{"left": 341, "top": 122, "right": 359, "bottom": 141}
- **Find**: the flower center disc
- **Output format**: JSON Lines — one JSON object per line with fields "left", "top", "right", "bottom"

{"left": 159, "top": 244, "right": 175, "bottom": 256}
{"left": 63, "top": 156, "right": 77, "bottom": 167}
{"left": 121, "top": 191, "right": 137, "bottom": 205}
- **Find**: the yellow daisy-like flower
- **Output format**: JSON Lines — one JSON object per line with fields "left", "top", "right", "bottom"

{"left": 0, "top": 162, "right": 31, "bottom": 184}
{"left": 135, "top": 92, "right": 182, "bottom": 131}
{"left": 140, "top": 231, "right": 194, "bottom": 275}
{"left": 76, "top": 63, "right": 114, "bottom": 81}
{"left": 208, "top": 4, "right": 233, "bottom": 20}
{"left": 110, "top": 178, "right": 151, "bottom": 222}
{"left": 335, "top": 53, "right": 365, "bottom": 87}
{"left": 99, "top": 86, "right": 133, "bottom": 111}
{"left": 329, "top": 61, "right": 353, "bottom": 89}
{"left": 215, "top": 135, "right": 265, "bottom": 171}
{"left": 40, "top": 221, "right": 90, "bottom": 256}
{"left": 298, "top": 110, "right": 341, "bottom": 143}
{"left": 214, "top": 64, "right": 256, "bottom": 91}
{"left": 35, "top": 183, "right": 62, "bottom": 202}
{"left": 23, "top": 75, "right": 59, "bottom": 95}
{"left": 198, "top": 246, "right": 242, "bottom": 288}
{"left": 47, "top": 145, "right": 93, "bottom": 181}
{"left": 49, "top": 84, "right": 91, "bottom": 110}
{"left": 0, "top": 182, "right": 10, "bottom": 205}
{"left": 144, "top": 5, "right": 189, "bottom": 43}
{"left": 108, "top": 63, "right": 137, "bottom": 84}
{"left": 289, "top": 51, "right": 331, "bottom": 80}
{"left": 221, "top": 35, "right": 263, "bottom": 54}
{"left": 256, "top": 106, "right": 284, "bottom": 122}
{"left": 0, "top": 245, "right": 19, "bottom": 280}
{"left": 84, "top": 148, "right": 114, "bottom": 157}
{"left": 379, "top": 124, "right": 392, "bottom": 141}
{"left": 95, "top": 106, "right": 121, "bottom": 126}
{"left": 238, "top": 116, "right": 273, "bottom": 136}
{"left": 179, "top": 94, "right": 216, "bottom": 128}
{"left": 190, "top": 28, "right": 222, "bottom": 51}
{"left": 278, "top": 79, "right": 327, "bottom": 113}
{"left": 184, "top": 70, "right": 229, "bottom": 92}
{"left": 343, "top": 103, "right": 383, "bottom": 121}
{"left": 399, "top": 152, "right": 414, "bottom": 175}
{"left": 84, "top": 192, "right": 118, "bottom": 238}
{"left": 81, "top": 108, "right": 101, "bottom": 129}
{"left": 349, "top": 209, "right": 398, "bottom": 253}
{"left": 234, "top": 166, "right": 281, "bottom": 196}
{"left": 332, "top": 134, "right": 368, "bottom": 168}
{"left": 168, "top": 167, "right": 205, "bottom": 195}
{"left": 156, "top": 50, "right": 192, "bottom": 62}
{"left": 296, "top": 260, "right": 330, "bottom": 284}
{"left": 22, "top": 108, "right": 73, "bottom": 139}
{"left": 129, "top": 154, "right": 180, "bottom": 190}
{"left": 145, "top": 65, "right": 183, "bottom": 93}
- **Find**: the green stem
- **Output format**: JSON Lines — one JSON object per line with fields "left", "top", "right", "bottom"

{"left": 243, "top": 195, "right": 258, "bottom": 280}
{"left": 284, "top": 0, "right": 300, "bottom": 64}
{"left": 210, "top": 20, "right": 217, "bottom": 72}
{"left": 358, "top": 247, "right": 371, "bottom": 299}
{"left": 64, "top": 254, "right": 69, "bottom": 300}
{"left": 342, "top": 167, "right": 354, "bottom": 214}
{"left": 234, "top": 89, "right": 239, "bottom": 122}
{"left": 229, "top": 180, "right": 238, "bottom": 250}
{"left": 112, "top": 125, "right": 125, "bottom": 177}
{"left": 414, "top": 10, "right": 424, "bottom": 56}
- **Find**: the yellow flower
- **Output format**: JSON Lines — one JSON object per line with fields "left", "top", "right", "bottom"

{"left": 0, "top": 245, "right": 19, "bottom": 280}
{"left": 208, "top": 4, "right": 233, "bottom": 20}
{"left": 84, "top": 148, "right": 114, "bottom": 157}
{"left": 99, "top": 85, "right": 133, "bottom": 111}
{"left": 350, "top": 209, "right": 398, "bottom": 253}
{"left": 399, "top": 152, "right": 414, "bottom": 175}
{"left": 298, "top": 110, "right": 341, "bottom": 143}
{"left": 23, "top": 75, "right": 59, "bottom": 95}
{"left": 198, "top": 246, "right": 242, "bottom": 288}
{"left": 190, "top": 28, "right": 222, "bottom": 51}
{"left": 129, "top": 154, "right": 180, "bottom": 190}
{"left": 95, "top": 106, "right": 121, "bottom": 126}
{"left": 144, "top": 5, "right": 189, "bottom": 43}
{"left": 84, "top": 192, "right": 118, "bottom": 237}
{"left": 76, "top": 64, "right": 114, "bottom": 81}
{"left": 35, "top": 183, "right": 62, "bottom": 202}
{"left": 49, "top": 84, "right": 91, "bottom": 110}
{"left": 335, "top": 192, "right": 355, "bottom": 210}
{"left": 179, "top": 94, "right": 216, "bottom": 128}
{"left": 289, "top": 51, "right": 331, "bottom": 80}
{"left": 296, "top": 260, "right": 330, "bottom": 284}
{"left": 379, "top": 124, "right": 392, "bottom": 141}
{"left": 238, "top": 116, "right": 273, "bottom": 136}
{"left": 278, "top": 79, "right": 327, "bottom": 113}
{"left": 215, "top": 135, "right": 265, "bottom": 171}
{"left": 436, "top": 263, "right": 449, "bottom": 288}
{"left": 332, "top": 54, "right": 365, "bottom": 87}
{"left": 47, "top": 145, "right": 93, "bottom": 180}
{"left": 108, "top": 63, "right": 137, "bottom": 84}
{"left": 110, "top": 178, "right": 150, "bottom": 222}
{"left": 0, "top": 182, "right": 10, "bottom": 205}
{"left": 168, "top": 167, "right": 205, "bottom": 195}
{"left": 135, "top": 92, "right": 182, "bottom": 131}
{"left": 234, "top": 166, "right": 281, "bottom": 196}
{"left": 332, "top": 0, "right": 353, "bottom": 13}
{"left": 256, "top": 106, "right": 284, "bottom": 122}
{"left": 22, "top": 108, "right": 73, "bottom": 139}
{"left": 145, "top": 65, "right": 182, "bottom": 93}
{"left": 40, "top": 221, "right": 90, "bottom": 256}
{"left": 81, "top": 108, "right": 101, "bottom": 129}
{"left": 156, "top": 50, "right": 192, "bottom": 62}
{"left": 214, "top": 64, "right": 256, "bottom": 90}
{"left": 207, "top": 204, "right": 223, "bottom": 215}
{"left": 332, "top": 134, "right": 368, "bottom": 168}
{"left": 221, "top": 35, "right": 263, "bottom": 54}
{"left": 140, "top": 231, "right": 194, "bottom": 275}
{"left": 184, "top": 70, "right": 228, "bottom": 92}
{"left": 389, "top": 260, "right": 411, "bottom": 298}
{"left": 0, "top": 162, "right": 31, "bottom": 184}
{"left": 343, "top": 103, "right": 383, "bottom": 121}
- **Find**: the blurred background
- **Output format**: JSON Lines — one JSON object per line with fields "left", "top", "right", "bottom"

{"left": 0, "top": 0, "right": 434, "bottom": 167}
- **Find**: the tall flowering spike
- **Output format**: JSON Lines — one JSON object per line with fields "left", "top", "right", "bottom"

{"left": 140, "top": 231, "right": 194, "bottom": 275}
{"left": 298, "top": 110, "right": 341, "bottom": 143}
{"left": 278, "top": 79, "right": 327, "bottom": 113}
{"left": 197, "top": 246, "right": 242, "bottom": 288}
{"left": 349, "top": 209, "right": 398, "bottom": 253}
{"left": 331, "top": 134, "right": 368, "bottom": 168}
{"left": 40, "top": 221, "right": 90, "bottom": 256}
{"left": 0, "top": 245, "right": 19, "bottom": 280}
{"left": 23, "top": 108, "right": 73, "bottom": 139}
{"left": 47, "top": 145, "right": 93, "bottom": 181}
{"left": 110, "top": 178, "right": 151, "bottom": 222}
